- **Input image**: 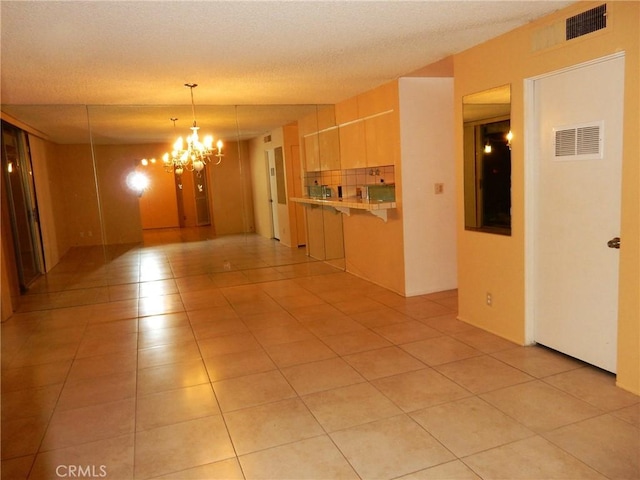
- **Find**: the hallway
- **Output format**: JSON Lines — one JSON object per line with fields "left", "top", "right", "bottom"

{"left": 2, "top": 228, "right": 638, "bottom": 479}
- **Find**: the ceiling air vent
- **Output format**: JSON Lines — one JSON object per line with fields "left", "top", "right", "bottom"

{"left": 263, "top": 135, "right": 272, "bottom": 143}
{"left": 566, "top": 4, "right": 607, "bottom": 40}
{"left": 554, "top": 121, "right": 604, "bottom": 161}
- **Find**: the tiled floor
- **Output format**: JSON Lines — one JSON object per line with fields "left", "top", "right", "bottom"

{"left": 2, "top": 228, "right": 638, "bottom": 479}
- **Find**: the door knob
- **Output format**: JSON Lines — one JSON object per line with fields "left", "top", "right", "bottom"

{"left": 607, "top": 237, "right": 621, "bottom": 249}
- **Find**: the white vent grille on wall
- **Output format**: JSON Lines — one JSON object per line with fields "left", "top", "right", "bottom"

{"left": 553, "top": 121, "right": 604, "bottom": 161}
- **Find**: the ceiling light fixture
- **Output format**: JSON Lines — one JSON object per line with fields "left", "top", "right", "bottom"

{"left": 162, "top": 83, "right": 223, "bottom": 175}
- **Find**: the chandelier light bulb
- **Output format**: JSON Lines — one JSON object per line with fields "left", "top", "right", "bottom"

{"left": 161, "top": 83, "right": 224, "bottom": 175}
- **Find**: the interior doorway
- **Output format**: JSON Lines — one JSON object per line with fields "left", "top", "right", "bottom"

{"left": 1, "top": 122, "right": 45, "bottom": 291}
{"left": 266, "top": 149, "right": 280, "bottom": 240}
{"left": 526, "top": 53, "right": 625, "bottom": 373}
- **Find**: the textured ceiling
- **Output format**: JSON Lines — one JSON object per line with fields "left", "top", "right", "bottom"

{"left": 1, "top": 0, "right": 574, "bottom": 143}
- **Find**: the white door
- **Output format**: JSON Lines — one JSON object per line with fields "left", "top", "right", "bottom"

{"left": 266, "top": 150, "right": 280, "bottom": 240}
{"left": 530, "top": 54, "right": 624, "bottom": 372}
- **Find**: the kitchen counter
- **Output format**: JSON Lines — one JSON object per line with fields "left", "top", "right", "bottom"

{"left": 290, "top": 196, "right": 397, "bottom": 222}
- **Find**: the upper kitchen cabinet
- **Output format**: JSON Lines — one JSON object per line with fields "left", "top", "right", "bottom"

{"left": 317, "top": 105, "right": 341, "bottom": 171}
{"left": 337, "top": 81, "right": 400, "bottom": 170}
{"left": 299, "top": 108, "right": 320, "bottom": 172}
{"left": 299, "top": 105, "right": 340, "bottom": 172}
{"left": 338, "top": 121, "right": 366, "bottom": 170}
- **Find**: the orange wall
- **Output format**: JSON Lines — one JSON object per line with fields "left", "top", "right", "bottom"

{"left": 210, "top": 141, "right": 255, "bottom": 235}
{"left": 135, "top": 149, "right": 180, "bottom": 230}
{"left": 454, "top": 1, "right": 639, "bottom": 393}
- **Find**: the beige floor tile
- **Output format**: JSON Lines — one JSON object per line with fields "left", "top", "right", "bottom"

{"left": 1, "top": 383, "right": 62, "bottom": 421}
{"left": 197, "top": 332, "right": 263, "bottom": 358}
{"left": 240, "top": 310, "right": 300, "bottom": 330}
{"left": 250, "top": 323, "right": 315, "bottom": 347}
{"left": 273, "top": 292, "right": 326, "bottom": 310}
{"left": 137, "top": 359, "right": 210, "bottom": 396}
{"left": 139, "top": 279, "right": 179, "bottom": 298}
{"left": 29, "top": 434, "right": 134, "bottom": 480}
{"left": 41, "top": 398, "right": 135, "bottom": 451}
{"left": 480, "top": 380, "right": 603, "bottom": 432}
{"left": 321, "top": 329, "right": 392, "bottom": 355}
{"left": 349, "top": 307, "right": 413, "bottom": 328}
{"left": 138, "top": 325, "right": 196, "bottom": 349}
{"left": 344, "top": 346, "right": 426, "bottom": 380}
{"left": 203, "top": 348, "right": 276, "bottom": 382}
{"left": 452, "top": 329, "right": 519, "bottom": 353}
{"left": 238, "top": 435, "right": 359, "bottom": 480}
{"left": 137, "top": 340, "right": 202, "bottom": 369}
{"left": 57, "top": 371, "right": 136, "bottom": 411}
{"left": 463, "top": 436, "right": 606, "bottom": 479}
{"left": 333, "top": 296, "right": 386, "bottom": 315}
{"left": 108, "top": 283, "right": 140, "bottom": 301}
{"left": 394, "top": 300, "right": 454, "bottom": 320}
{"left": 138, "top": 312, "right": 190, "bottom": 331}
{"left": 543, "top": 366, "right": 640, "bottom": 411}
{"left": 134, "top": 415, "right": 235, "bottom": 479}
{"left": 401, "top": 336, "right": 482, "bottom": 366}
{"left": 411, "top": 396, "right": 534, "bottom": 457}
{"left": 372, "top": 368, "right": 471, "bottom": 412}
{"left": 66, "top": 351, "right": 137, "bottom": 384}
{"left": 190, "top": 317, "right": 248, "bottom": 340}
{"left": 419, "top": 313, "right": 479, "bottom": 335}
{"left": 397, "top": 460, "right": 482, "bottom": 479}
{"left": 186, "top": 305, "right": 239, "bottom": 326}
{"left": 302, "top": 382, "right": 402, "bottom": 432}
{"left": 491, "top": 345, "right": 585, "bottom": 378}
{"left": 301, "top": 315, "right": 365, "bottom": 338}
{"left": 435, "top": 355, "right": 534, "bottom": 393}
{"left": 1, "top": 416, "right": 48, "bottom": 459}
{"left": 213, "top": 370, "right": 296, "bottom": 412}
{"left": 1, "top": 360, "right": 71, "bottom": 393}
{"left": 180, "top": 288, "right": 229, "bottom": 311}
{"left": 224, "top": 398, "right": 324, "bottom": 455}
{"left": 281, "top": 357, "right": 365, "bottom": 395}
{"left": 331, "top": 415, "right": 455, "bottom": 480}
{"left": 83, "top": 318, "right": 138, "bottom": 337}
{"left": 174, "top": 274, "right": 217, "bottom": 293}
{"left": 265, "top": 337, "right": 337, "bottom": 368}
{"left": 76, "top": 331, "right": 139, "bottom": 359}
{"left": 86, "top": 299, "right": 139, "bottom": 324}
{"left": 5, "top": 234, "right": 638, "bottom": 480}
{"left": 136, "top": 384, "right": 220, "bottom": 431}
{"left": 373, "top": 320, "right": 443, "bottom": 345}
{"left": 612, "top": 403, "right": 640, "bottom": 427}
{"left": 0, "top": 455, "right": 35, "bottom": 480}
{"left": 543, "top": 413, "right": 640, "bottom": 479}
{"left": 154, "top": 458, "right": 244, "bottom": 479}
{"left": 287, "top": 303, "right": 345, "bottom": 322}
{"left": 8, "top": 342, "right": 79, "bottom": 369}
{"left": 227, "top": 299, "right": 284, "bottom": 317}
{"left": 138, "top": 294, "right": 185, "bottom": 317}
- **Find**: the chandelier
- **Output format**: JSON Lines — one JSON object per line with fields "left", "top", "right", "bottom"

{"left": 162, "top": 83, "right": 223, "bottom": 175}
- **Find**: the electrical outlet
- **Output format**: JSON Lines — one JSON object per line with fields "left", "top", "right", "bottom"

{"left": 486, "top": 293, "right": 492, "bottom": 306}
{"left": 434, "top": 183, "right": 444, "bottom": 194}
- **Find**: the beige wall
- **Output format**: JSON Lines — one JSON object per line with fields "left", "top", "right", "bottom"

{"left": 55, "top": 144, "right": 104, "bottom": 246}
{"left": 249, "top": 135, "right": 272, "bottom": 239}
{"left": 454, "top": 1, "right": 639, "bottom": 393}
{"left": 135, "top": 148, "right": 180, "bottom": 230}
{"left": 210, "top": 141, "right": 255, "bottom": 235}
{"left": 29, "top": 135, "right": 71, "bottom": 269}
{"left": 248, "top": 125, "right": 303, "bottom": 247}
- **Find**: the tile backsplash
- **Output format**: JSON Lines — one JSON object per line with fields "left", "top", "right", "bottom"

{"left": 305, "top": 165, "right": 395, "bottom": 199}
